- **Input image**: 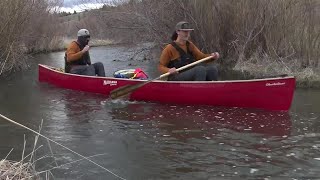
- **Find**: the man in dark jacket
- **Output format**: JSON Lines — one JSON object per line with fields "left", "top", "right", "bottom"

{"left": 65, "top": 29, "right": 105, "bottom": 76}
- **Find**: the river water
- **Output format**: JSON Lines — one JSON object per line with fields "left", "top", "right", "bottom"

{"left": 0, "top": 46, "right": 320, "bottom": 180}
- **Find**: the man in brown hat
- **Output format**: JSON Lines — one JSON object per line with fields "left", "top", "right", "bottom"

{"left": 158, "top": 21, "right": 220, "bottom": 81}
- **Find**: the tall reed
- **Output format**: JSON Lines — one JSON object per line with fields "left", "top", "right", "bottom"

{"left": 188, "top": 0, "right": 320, "bottom": 69}
{"left": 96, "top": 0, "right": 319, "bottom": 71}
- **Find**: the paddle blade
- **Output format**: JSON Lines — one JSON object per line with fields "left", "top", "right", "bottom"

{"left": 109, "top": 81, "right": 149, "bottom": 99}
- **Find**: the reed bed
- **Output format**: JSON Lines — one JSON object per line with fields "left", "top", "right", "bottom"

{"left": 91, "top": 0, "right": 319, "bottom": 86}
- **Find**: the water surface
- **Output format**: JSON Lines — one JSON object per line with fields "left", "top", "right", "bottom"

{"left": 0, "top": 46, "right": 320, "bottom": 179}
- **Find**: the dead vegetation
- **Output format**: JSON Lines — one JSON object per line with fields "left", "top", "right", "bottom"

{"left": 93, "top": 0, "right": 320, "bottom": 85}
{"left": 0, "top": 159, "right": 40, "bottom": 180}
{"left": 0, "top": 114, "right": 125, "bottom": 180}
{"left": 1, "top": 0, "right": 319, "bottom": 86}
{"left": 0, "top": 0, "right": 62, "bottom": 75}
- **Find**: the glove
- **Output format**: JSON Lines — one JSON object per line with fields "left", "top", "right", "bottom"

{"left": 82, "top": 45, "right": 90, "bottom": 53}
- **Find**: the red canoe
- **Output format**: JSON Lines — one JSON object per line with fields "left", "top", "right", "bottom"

{"left": 38, "top": 64, "right": 295, "bottom": 111}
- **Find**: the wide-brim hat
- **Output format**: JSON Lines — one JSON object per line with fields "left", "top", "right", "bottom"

{"left": 175, "top": 21, "right": 194, "bottom": 31}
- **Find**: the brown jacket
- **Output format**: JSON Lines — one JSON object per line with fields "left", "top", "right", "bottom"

{"left": 158, "top": 41, "right": 210, "bottom": 74}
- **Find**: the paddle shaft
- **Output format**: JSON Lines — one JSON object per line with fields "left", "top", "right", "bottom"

{"left": 159, "top": 55, "right": 214, "bottom": 79}
{"left": 110, "top": 55, "right": 214, "bottom": 99}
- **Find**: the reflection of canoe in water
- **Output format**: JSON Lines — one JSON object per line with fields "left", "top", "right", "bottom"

{"left": 111, "top": 104, "right": 292, "bottom": 138}
{"left": 38, "top": 64, "right": 295, "bottom": 111}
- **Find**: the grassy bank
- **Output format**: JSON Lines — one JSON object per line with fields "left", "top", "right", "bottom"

{"left": 232, "top": 56, "right": 320, "bottom": 88}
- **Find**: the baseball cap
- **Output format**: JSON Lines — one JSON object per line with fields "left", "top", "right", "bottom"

{"left": 175, "top": 21, "right": 194, "bottom": 31}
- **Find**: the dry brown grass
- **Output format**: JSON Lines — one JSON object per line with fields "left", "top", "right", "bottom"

{"left": 233, "top": 54, "right": 320, "bottom": 87}
{"left": 93, "top": 0, "right": 319, "bottom": 84}
{"left": 0, "top": 0, "right": 62, "bottom": 75}
{"left": 0, "top": 133, "right": 42, "bottom": 180}
{"left": 0, "top": 114, "right": 126, "bottom": 180}
{"left": 1, "top": 0, "right": 319, "bottom": 86}
{"left": 0, "top": 159, "right": 39, "bottom": 180}
{"left": 69, "top": 0, "right": 317, "bottom": 87}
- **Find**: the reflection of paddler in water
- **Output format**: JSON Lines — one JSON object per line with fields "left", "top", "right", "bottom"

{"left": 62, "top": 91, "right": 103, "bottom": 123}
{"left": 110, "top": 103, "right": 292, "bottom": 139}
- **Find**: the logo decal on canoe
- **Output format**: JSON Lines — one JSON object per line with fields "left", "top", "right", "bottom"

{"left": 266, "top": 82, "right": 286, "bottom": 86}
{"left": 103, "top": 80, "right": 117, "bottom": 86}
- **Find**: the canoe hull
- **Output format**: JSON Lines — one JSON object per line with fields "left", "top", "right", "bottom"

{"left": 38, "top": 64, "right": 295, "bottom": 111}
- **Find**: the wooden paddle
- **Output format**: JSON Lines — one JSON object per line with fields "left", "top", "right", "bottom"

{"left": 109, "top": 55, "right": 215, "bottom": 99}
